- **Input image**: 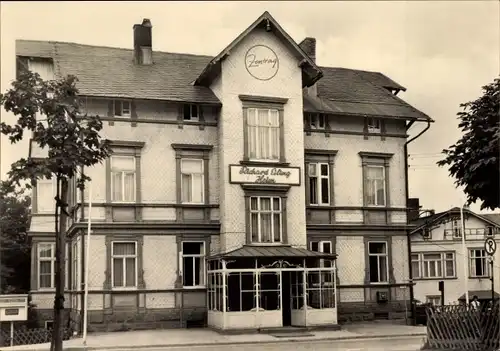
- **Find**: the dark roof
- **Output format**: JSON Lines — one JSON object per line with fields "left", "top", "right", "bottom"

{"left": 410, "top": 207, "right": 500, "bottom": 234}
{"left": 209, "top": 245, "right": 337, "bottom": 259}
{"left": 16, "top": 39, "right": 431, "bottom": 121}
{"left": 458, "top": 291, "right": 500, "bottom": 301}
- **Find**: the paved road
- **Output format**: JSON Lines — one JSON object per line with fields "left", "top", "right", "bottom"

{"left": 122, "top": 336, "right": 425, "bottom": 351}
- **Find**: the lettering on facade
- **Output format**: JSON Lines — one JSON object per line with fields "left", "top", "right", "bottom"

{"left": 229, "top": 165, "right": 300, "bottom": 185}
{"left": 245, "top": 45, "right": 279, "bottom": 81}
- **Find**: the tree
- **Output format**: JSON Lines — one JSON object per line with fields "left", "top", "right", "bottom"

{"left": 0, "top": 180, "right": 31, "bottom": 293}
{"left": 437, "top": 78, "right": 500, "bottom": 211}
{"left": 0, "top": 70, "right": 110, "bottom": 351}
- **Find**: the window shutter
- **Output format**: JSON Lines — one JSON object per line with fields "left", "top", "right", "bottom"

{"left": 363, "top": 117, "right": 368, "bottom": 140}
{"left": 198, "top": 105, "right": 205, "bottom": 130}
{"left": 380, "top": 119, "right": 386, "bottom": 141}
{"left": 131, "top": 100, "right": 138, "bottom": 127}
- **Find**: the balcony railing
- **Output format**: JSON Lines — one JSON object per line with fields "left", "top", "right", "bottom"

{"left": 444, "top": 227, "right": 499, "bottom": 239}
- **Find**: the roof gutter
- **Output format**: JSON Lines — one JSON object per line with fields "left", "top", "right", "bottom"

{"left": 404, "top": 118, "right": 432, "bottom": 325}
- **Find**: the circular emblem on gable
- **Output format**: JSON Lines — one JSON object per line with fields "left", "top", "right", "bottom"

{"left": 245, "top": 45, "right": 279, "bottom": 81}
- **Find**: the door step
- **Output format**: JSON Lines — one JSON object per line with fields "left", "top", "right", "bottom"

{"left": 260, "top": 327, "right": 314, "bottom": 338}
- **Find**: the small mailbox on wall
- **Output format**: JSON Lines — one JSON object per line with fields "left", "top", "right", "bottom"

{"left": 0, "top": 294, "right": 28, "bottom": 322}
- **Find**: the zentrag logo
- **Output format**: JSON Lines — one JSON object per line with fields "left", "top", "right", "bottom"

{"left": 245, "top": 45, "right": 279, "bottom": 81}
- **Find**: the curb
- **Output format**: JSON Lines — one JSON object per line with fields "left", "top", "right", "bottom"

{"left": 63, "top": 332, "right": 428, "bottom": 351}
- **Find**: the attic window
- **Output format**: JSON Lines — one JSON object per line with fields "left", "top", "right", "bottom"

{"left": 305, "top": 113, "right": 326, "bottom": 130}
{"left": 183, "top": 104, "right": 199, "bottom": 121}
{"left": 367, "top": 117, "right": 381, "bottom": 133}
{"left": 114, "top": 100, "right": 131, "bottom": 118}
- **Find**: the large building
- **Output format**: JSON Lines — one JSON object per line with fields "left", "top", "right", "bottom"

{"left": 409, "top": 202, "right": 500, "bottom": 305}
{"left": 22, "top": 12, "right": 432, "bottom": 332}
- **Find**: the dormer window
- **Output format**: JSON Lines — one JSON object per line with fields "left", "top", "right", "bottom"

{"left": 367, "top": 117, "right": 381, "bottom": 133}
{"left": 114, "top": 100, "right": 131, "bottom": 118}
{"left": 183, "top": 104, "right": 199, "bottom": 122}
{"left": 309, "top": 113, "right": 326, "bottom": 130}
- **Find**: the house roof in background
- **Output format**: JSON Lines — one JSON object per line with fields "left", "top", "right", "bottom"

{"left": 410, "top": 207, "right": 500, "bottom": 234}
{"left": 16, "top": 38, "right": 432, "bottom": 121}
{"left": 209, "top": 245, "right": 337, "bottom": 259}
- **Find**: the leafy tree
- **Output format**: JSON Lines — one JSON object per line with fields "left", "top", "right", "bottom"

{"left": 0, "top": 70, "right": 110, "bottom": 351}
{"left": 0, "top": 180, "right": 31, "bottom": 293}
{"left": 438, "top": 78, "right": 500, "bottom": 211}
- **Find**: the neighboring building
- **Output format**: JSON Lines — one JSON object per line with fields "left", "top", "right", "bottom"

{"left": 409, "top": 201, "right": 500, "bottom": 306}
{"left": 22, "top": 12, "right": 432, "bottom": 332}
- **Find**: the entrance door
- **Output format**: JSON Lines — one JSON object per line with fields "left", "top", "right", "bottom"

{"left": 281, "top": 271, "right": 292, "bottom": 326}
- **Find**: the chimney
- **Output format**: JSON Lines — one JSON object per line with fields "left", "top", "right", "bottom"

{"left": 133, "top": 18, "right": 153, "bottom": 65}
{"left": 408, "top": 198, "right": 421, "bottom": 222}
{"left": 299, "top": 37, "right": 316, "bottom": 63}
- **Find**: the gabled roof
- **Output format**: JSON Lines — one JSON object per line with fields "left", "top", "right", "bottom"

{"left": 194, "top": 11, "right": 322, "bottom": 88}
{"left": 410, "top": 207, "right": 500, "bottom": 234}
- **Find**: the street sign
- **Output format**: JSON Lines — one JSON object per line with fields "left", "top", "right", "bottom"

{"left": 484, "top": 237, "right": 497, "bottom": 256}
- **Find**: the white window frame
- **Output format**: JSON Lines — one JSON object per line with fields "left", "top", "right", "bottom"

{"left": 247, "top": 107, "right": 280, "bottom": 162}
{"left": 451, "top": 220, "right": 462, "bottom": 238}
{"left": 36, "top": 177, "right": 56, "bottom": 213}
{"left": 114, "top": 100, "right": 131, "bottom": 118}
{"left": 426, "top": 295, "right": 442, "bottom": 306}
{"left": 111, "top": 241, "right": 138, "bottom": 290}
{"left": 180, "top": 158, "right": 204, "bottom": 204}
{"left": 308, "top": 163, "right": 330, "bottom": 206}
{"left": 310, "top": 240, "right": 334, "bottom": 286}
{"left": 412, "top": 252, "right": 456, "bottom": 279}
{"left": 309, "top": 113, "right": 326, "bottom": 130}
{"left": 110, "top": 155, "right": 136, "bottom": 203}
{"left": 367, "top": 117, "right": 381, "bottom": 133}
{"left": 469, "top": 249, "right": 490, "bottom": 278}
{"left": 411, "top": 254, "right": 421, "bottom": 279}
{"left": 64, "top": 242, "right": 69, "bottom": 290}
{"left": 249, "top": 196, "right": 283, "bottom": 244}
{"left": 368, "top": 241, "right": 389, "bottom": 284}
{"left": 183, "top": 104, "right": 199, "bottom": 122}
{"left": 72, "top": 239, "right": 81, "bottom": 291}
{"left": 180, "top": 241, "right": 206, "bottom": 288}
{"left": 365, "top": 165, "right": 386, "bottom": 207}
{"left": 38, "top": 243, "right": 55, "bottom": 290}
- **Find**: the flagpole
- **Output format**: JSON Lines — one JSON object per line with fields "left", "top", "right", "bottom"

{"left": 82, "top": 183, "right": 92, "bottom": 346}
{"left": 460, "top": 204, "right": 469, "bottom": 305}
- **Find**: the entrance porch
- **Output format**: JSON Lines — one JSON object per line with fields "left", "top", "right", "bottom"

{"left": 207, "top": 246, "right": 338, "bottom": 331}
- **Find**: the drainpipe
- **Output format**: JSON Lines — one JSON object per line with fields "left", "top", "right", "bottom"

{"left": 404, "top": 119, "right": 431, "bottom": 325}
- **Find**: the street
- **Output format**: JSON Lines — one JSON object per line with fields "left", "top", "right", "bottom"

{"left": 119, "top": 336, "right": 426, "bottom": 351}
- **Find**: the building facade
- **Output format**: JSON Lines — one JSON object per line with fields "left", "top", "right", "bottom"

{"left": 22, "top": 12, "right": 432, "bottom": 332}
{"left": 409, "top": 203, "right": 500, "bottom": 305}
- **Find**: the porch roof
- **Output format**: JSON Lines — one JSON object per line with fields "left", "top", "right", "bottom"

{"left": 209, "top": 245, "right": 337, "bottom": 260}
{"left": 458, "top": 290, "right": 500, "bottom": 301}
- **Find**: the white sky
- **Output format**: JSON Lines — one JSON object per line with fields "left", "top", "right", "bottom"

{"left": 1, "top": 1, "right": 499, "bottom": 213}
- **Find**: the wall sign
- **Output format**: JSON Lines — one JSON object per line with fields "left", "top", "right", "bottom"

{"left": 245, "top": 45, "right": 279, "bottom": 81}
{"left": 229, "top": 165, "right": 300, "bottom": 185}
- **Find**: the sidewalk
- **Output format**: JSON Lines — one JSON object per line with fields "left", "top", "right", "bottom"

{"left": 3, "top": 322, "right": 427, "bottom": 351}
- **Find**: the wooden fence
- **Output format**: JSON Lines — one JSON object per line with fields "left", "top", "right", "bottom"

{"left": 425, "top": 302, "right": 500, "bottom": 351}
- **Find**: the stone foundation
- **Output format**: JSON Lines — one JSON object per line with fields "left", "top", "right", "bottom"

{"left": 338, "top": 301, "right": 410, "bottom": 323}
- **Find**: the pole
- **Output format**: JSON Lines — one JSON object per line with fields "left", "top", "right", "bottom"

{"left": 10, "top": 322, "right": 14, "bottom": 347}
{"left": 82, "top": 183, "right": 92, "bottom": 346}
{"left": 460, "top": 205, "right": 469, "bottom": 305}
{"left": 491, "top": 257, "right": 495, "bottom": 305}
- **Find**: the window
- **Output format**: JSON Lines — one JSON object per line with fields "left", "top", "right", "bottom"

{"left": 367, "top": 117, "right": 381, "bottom": 132}
{"left": 249, "top": 196, "right": 282, "bottom": 243}
{"left": 308, "top": 163, "right": 330, "bottom": 205}
{"left": 451, "top": 220, "right": 462, "bottom": 238}
{"left": 183, "top": 104, "right": 199, "bottom": 121}
{"left": 365, "top": 165, "right": 386, "bottom": 206}
{"left": 38, "top": 243, "right": 55, "bottom": 289}
{"left": 111, "top": 156, "right": 136, "bottom": 202}
{"left": 114, "top": 100, "right": 131, "bottom": 117}
{"left": 181, "top": 159, "right": 204, "bottom": 204}
{"left": 36, "top": 177, "right": 56, "bottom": 213}
{"left": 310, "top": 241, "right": 334, "bottom": 284}
{"left": 412, "top": 252, "right": 455, "bottom": 279}
{"left": 247, "top": 108, "right": 280, "bottom": 161}
{"left": 368, "top": 242, "right": 388, "bottom": 283}
{"left": 181, "top": 242, "right": 205, "bottom": 287}
{"left": 44, "top": 321, "right": 54, "bottom": 330}
{"left": 72, "top": 240, "right": 80, "bottom": 291}
{"left": 470, "top": 249, "right": 489, "bottom": 278}
{"left": 111, "top": 242, "right": 137, "bottom": 288}
{"left": 307, "top": 113, "right": 326, "bottom": 130}
{"left": 426, "top": 296, "right": 442, "bottom": 306}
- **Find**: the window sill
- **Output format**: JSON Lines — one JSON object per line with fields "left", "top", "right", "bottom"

{"left": 182, "top": 286, "right": 206, "bottom": 290}
{"left": 247, "top": 242, "right": 287, "bottom": 246}
{"left": 37, "top": 288, "right": 56, "bottom": 292}
{"left": 240, "top": 160, "right": 290, "bottom": 167}
{"left": 468, "top": 276, "right": 491, "bottom": 279}
{"left": 414, "top": 277, "right": 458, "bottom": 281}
{"left": 111, "top": 287, "right": 139, "bottom": 292}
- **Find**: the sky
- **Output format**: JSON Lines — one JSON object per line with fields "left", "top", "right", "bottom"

{"left": 1, "top": 1, "right": 499, "bottom": 213}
